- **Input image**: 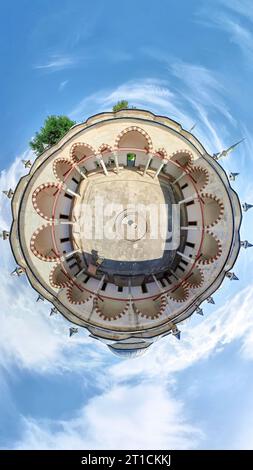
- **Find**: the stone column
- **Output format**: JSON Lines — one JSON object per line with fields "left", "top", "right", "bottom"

{"left": 58, "top": 220, "right": 74, "bottom": 225}
{"left": 143, "top": 153, "right": 153, "bottom": 176}
{"left": 153, "top": 159, "right": 167, "bottom": 178}
{"left": 75, "top": 165, "right": 87, "bottom": 179}
{"left": 97, "top": 156, "right": 108, "bottom": 176}
{"left": 176, "top": 250, "right": 194, "bottom": 264}
{"left": 64, "top": 249, "right": 80, "bottom": 259}
{"left": 179, "top": 194, "right": 197, "bottom": 205}
{"left": 62, "top": 184, "right": 80, "bottom": 198}
{"left": 152, "top": 274, "right": 163, "bottom": 291}
{"left": 172, "top": 172, "right": 185, "bottom": 186}
{"left": 113, "top": 152, "right": 120, "bottom": 174}
{"left": 75, "top": 267, "right": 86, "bottom": 279}
{"left": 96, "top": 274, "right": 106, "bottom": 293}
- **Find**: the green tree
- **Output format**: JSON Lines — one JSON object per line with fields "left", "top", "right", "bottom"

{"left": 29, "top": 115, "right": 76, "bottom": 156}
{"left": 112, "top": 100, "right": 129, "bottom": 112}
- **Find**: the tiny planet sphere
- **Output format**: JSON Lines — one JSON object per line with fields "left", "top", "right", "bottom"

{"left": 9, "top": 109, "right": 242, "bottom": 357}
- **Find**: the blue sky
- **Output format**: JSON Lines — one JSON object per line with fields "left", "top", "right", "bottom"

{"left": 0, "top": 0, "right": 253, "bottom": 449}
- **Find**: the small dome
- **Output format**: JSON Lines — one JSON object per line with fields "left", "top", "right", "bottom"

{"left": 107, "top": 344, "right": 151, "bottom": 358}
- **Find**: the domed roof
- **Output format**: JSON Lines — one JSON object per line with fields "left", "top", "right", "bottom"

{"left": 108, "top": 344, "right": 151, "bottom": 358}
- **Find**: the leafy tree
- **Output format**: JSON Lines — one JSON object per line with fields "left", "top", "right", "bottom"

{"left": 112, "top": 100, "right": 129, "bottom": 112}
{"left": 29, "top": 115, "right": 76, "bottom": 156}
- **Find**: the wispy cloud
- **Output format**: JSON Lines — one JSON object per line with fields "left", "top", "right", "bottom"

{"left": 13, "top": 383, "right": 202, "bottom": 450}
{"left": 1, "top": 73, "right": 252, "bottom": 449}
{"left": 217, "top": 0, "right": 253, "bottom": 23}
{"left": 70, "top": 66, "right": 233, "bottom": 153}
{"left": 109, "top": 285, "right": 253, "bottom": 382}
{"left": 34, "top": 55, "right": 77, "bottom": 72}
{"left": 69, "top": 78, "right": 180, "bottom": 120}
{"left": 213, "top": 17, "right": 253, "bottom": 62}
{"left": 9, "top": 282, "right": 253, "bottom": 450}
{"left": 59, "top": 80, "right": 68, "bottom": 91}
{"left": 170, "top": 60, "right": 236, "bottom": 149}
{"left": 171, "top": 61, "right": 233, "bottom": 121}
{"left": 197, "top": 1, "right": 253, "bottom": 63}
{"left": 0, "top": 154, "right": 107, "bottom": 374}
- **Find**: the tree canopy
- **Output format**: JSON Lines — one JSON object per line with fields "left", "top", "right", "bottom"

{"left": 112, "top": 100, "right": 129, "bottom": 112}
{"left": 29, "top": 115, "right": 76, "bottom": 156}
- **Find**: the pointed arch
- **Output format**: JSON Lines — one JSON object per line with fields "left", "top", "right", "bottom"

{"left": 49, "top": 263, "right": 72, "bottom": 288}
{"left": 32, "top": 183, "right": 61, "bottom": 221}
{"left": 114, "top": 126, "right": 153, "bottom": 152}
{"left": 201, "top": 194, "right": 224, "bottom": 227}
{"left": 70, "top": 142, "right": 96, "bottom": 162}
{"left": 97, "top": 143, "right": 113, "bottom": 154}
{"left": 53, "top": 158, "right": 73, "bottom": 182}
{"left": 155, "top": 147, "right": 168, "bottom": 158}
{"left": 30, "top": 223, "right": 59, "bottom": 262}
{"left": 198, "top": 231, "right": 222, "bottom": 265}
{"left": 170, "top": 149, "right": 193, "bottom": 169}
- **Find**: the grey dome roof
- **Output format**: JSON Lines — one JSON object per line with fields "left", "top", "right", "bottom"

{"left": 107, "top": 344, "right": 150, "bottom": 358}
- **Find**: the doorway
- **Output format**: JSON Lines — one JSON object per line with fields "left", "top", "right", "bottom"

{"left": 127, "top": 153, "right": 136, "bottom": 167}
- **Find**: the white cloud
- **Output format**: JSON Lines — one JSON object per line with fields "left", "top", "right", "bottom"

{"left": 197, "top": 2, "right": 253, "bottom": 63}
{"left": 70, "top": 71, "right": 233, "bottom": 154}
{"left": 13, "top": 383, "right": 202, "bottom": 450}
{"left": 0, "top": 82, "right": 247, "bottom": 377}
{"left": 217, "top": 0, "right": 253, "bottom": 23}
{"left": 69, "top": 78, "right": 184, "bottom": 122}
{"left": 0, "top": 154, "right": 106, "bottom": 373}
{"left": 170, "top": 61, "right": 234, "bottom": 120}
{"left": 216, "top": 17, "right": 253, "bottom": 61}
{"left": 170, "top": 60, "right": 237, "bottom": 150}
{"left": 1, "top": 79, "right": 253, "bottom": 450}
{"left": 109, "top": 285, "right": 253, "bottom": 382}
{"left": 0, "top": 151, "right": 33, "bottom": 229}
{"left": 70, "top": 77, "right": 211, "bottom": 150}
{"left": 59, "top": 80, "right": 68, "bottom": 91}
{"left": 8, "top": 281, "right": 253, "bottom": 450}
{"left": 34, "top": 55, "right": 77, "bottom": 72}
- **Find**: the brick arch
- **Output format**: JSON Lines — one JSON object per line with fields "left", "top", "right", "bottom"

{"left": 97, "top": 143, "right": 113, "bottom": 154}
{"left": 32, "top": 183, "right": 61, "bottom": 221}
{"left": 66, "top": 285, "right": 93, "bottom": 305}
{"left": 159, "top": 294, "right": 168, "bottom": 314}
{"left": 94, "top": 296, "right": 127, "bottom": 321}
{"left": 30, "top": 223, "right": 59, "bottom": 262}
{"left": 201, "top": 193, "right": 224, "bottom": 228}
{"left": 49, "top": 263, "right": 72, "bottom": 288}
{"left": 168, "top": 285, "right": 189, "bottom": 303}
{"left": 155, "top": 147, "right": 168, "bottom": 158}
{"left": 53, "top": 158, "right": 73, "bottom": 182}
{"left": 188, "top": 166, "right": 209, "bottom": 191}
{"left": 183, "top": 267, "right": 204, "bottom": 289}
{"left": 198, "top": 231, "right": 222, "bottom": 265}
{"left": 135, "top": 295, "right": 165, "bottom": 320}
{"left": 114, "top": 126, "right": 153, "bottom": 152}
{"left": 69, "top": 142, "right": 96, "bottom": 162}
{"left": 170, "top": 149, "right": 193, "bottom": 169}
